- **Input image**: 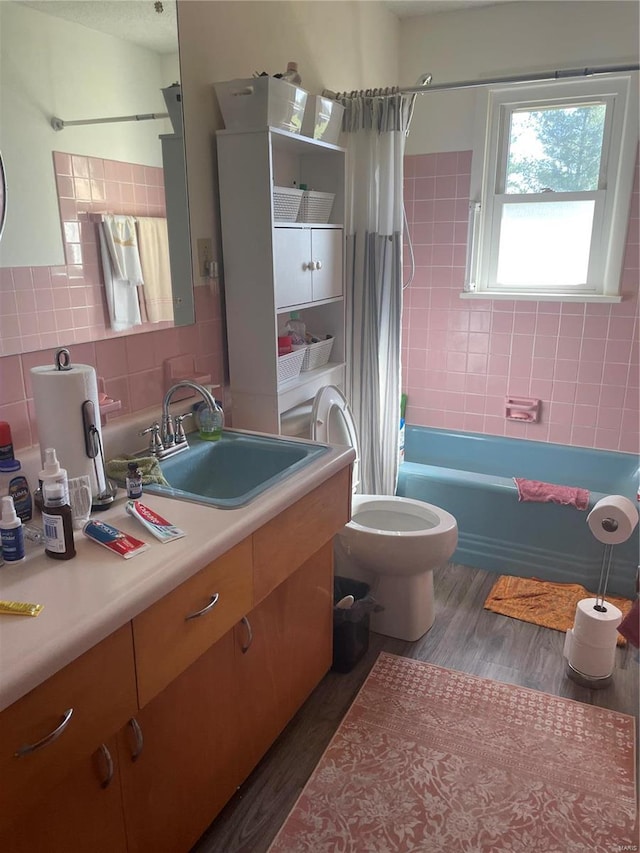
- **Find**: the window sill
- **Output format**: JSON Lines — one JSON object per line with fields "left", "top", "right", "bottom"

{"left": 459, "top": 291, "right": 623, "bottom": 304}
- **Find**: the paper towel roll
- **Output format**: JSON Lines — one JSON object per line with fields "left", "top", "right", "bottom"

{"left": 587, "top": 495, "right": 638, "bottom": 544}
{"left": 31, "top": 361, "right": 106, "bottom": 496}
{"left": 573, "top": 597, "right": 623, "bottom": 645}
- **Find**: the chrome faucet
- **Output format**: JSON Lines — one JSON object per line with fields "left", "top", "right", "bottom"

{"left": 161, "top": 381, "right": 222, "bottom": 452}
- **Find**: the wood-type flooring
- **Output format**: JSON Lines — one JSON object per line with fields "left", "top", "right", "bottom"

{"left": 192, "top": 562, "right": 639, "bottom": 853}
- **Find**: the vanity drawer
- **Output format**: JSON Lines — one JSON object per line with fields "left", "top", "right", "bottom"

{"left": 253, "top": 468, "right": 351, "bottom": 603}
{"left": 0, "top": 623, "right": 137, "bottom": 828}
{"left": 133, "top": 537, "right": 253, "bottom": 707}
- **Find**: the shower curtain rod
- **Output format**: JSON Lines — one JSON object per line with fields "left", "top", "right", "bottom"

{"left": 327, "top": 63, "right": 640, "bottom": 99}
{"left": 51, "top": 112, "right": 169, "bottom": 131}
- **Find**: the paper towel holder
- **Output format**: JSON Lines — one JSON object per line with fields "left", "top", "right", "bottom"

{"left": 82, "top": 400, "right": 116, "bottom": 509}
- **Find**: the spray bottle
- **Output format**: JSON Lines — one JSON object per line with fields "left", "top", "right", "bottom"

{"left": 38, "top": 448, "right": 69, "bottom": 508}
{"left": 0, "top": 495, "right": 25, "bottom": 563}
{"left": 42, "top": 482, "right": 76, "bottom": 561}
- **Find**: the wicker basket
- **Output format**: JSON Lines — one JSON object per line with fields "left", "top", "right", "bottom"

{"left": 301, "top": 336, "right": 334, "bottom": 372}
{"left": 277, "top": 347, "right": 305, "bottom": 383}
{"left": 273, "top": 186, "right": 304, "bottom": 222}
{"left": 297, "top": 190, "right": 335, "bottom": 224}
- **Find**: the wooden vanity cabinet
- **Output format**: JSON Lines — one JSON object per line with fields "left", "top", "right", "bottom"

{"left": 1, "top": 468, "right": 351, "bottom": 853}
{"left": 5, "top": 736, "right": 128, "bottom": 853}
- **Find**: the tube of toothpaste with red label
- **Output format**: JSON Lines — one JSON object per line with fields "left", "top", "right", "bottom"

{"left": 125, "top": 500, "right": 186, "bottom": 543}
{"left": 83, "top": 519, "right": 150, "bottom": 558}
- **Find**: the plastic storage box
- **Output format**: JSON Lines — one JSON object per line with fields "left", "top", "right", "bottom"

{"left": 332, "top": 577, "right": 372, "bottom": 673}
{"left": 301, "top": 96, "right": 344, "bottom": 144}
{"left": 300, "top": 336, "right": 334, "bottom": 371}
{"left": 214, "top": 77, "right": 307, "bottom": 134}
{"left": 273, "top": 186, "right": 304, "bottom": 222}
{"left": 277, "top": 348, "right": 305, "bottom": 384}
{"left": 297, "top": 190, "right": 335, "bottom": 224}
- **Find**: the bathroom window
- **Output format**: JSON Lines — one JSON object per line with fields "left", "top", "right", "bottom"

{"left": 465, "top": 74, "right": 638, "bottom": 301}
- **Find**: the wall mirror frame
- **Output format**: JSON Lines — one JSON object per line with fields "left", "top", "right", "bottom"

{"left": 0, "top": 0, "right": 194, "bottom": 358}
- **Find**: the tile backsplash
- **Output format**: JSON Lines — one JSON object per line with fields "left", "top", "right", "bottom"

{"left": 402, "top": 150, "right": 639, "bottom": 453}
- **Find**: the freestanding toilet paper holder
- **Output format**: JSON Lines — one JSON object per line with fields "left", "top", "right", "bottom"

{"left": 564, "top": 503, "right": 637, "bottom": 689}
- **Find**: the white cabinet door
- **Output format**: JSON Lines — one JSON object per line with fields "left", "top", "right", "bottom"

{"left": 275, "top": 228, "right": 343, "bottom": 309}
{"left": 274, "top": 229, "right": 312, "bottom": 309}
{"left": 310, "top": 229, "right": 343, "bottom": 301}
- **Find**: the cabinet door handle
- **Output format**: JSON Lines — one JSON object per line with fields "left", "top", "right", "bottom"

{"left": 128, "top": 717, "right": 144, "bottom": 762}
{"left": 315, "top": 260, "right": 323, "bottom": 270}
{"left": 302, "top": 261, "right": 315, "bottom": 271}
{"left": 98, "top": 742, "right": 114, "bottom": 788}
{"left": 240, "top": 615, "right": 253, "bottom": 653}
{"left": 15, "top": 708, "right": 74, "bottom": 757}
{"left": 185, "top": 592, "right": 219, "bottom": 621}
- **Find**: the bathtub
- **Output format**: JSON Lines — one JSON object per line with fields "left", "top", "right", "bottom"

{"left": 396, "top": 426, "right": 639, "bottom": 598}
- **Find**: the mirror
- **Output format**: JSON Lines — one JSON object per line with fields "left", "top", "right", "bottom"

{"left": 0, "top": 0, "right": 194, "bottom": 358}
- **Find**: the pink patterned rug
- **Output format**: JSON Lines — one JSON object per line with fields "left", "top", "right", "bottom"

{"left": 268, "top": 653, "right": 638, "bottom": 852}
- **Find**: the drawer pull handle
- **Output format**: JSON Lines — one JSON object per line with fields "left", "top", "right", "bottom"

{"left": 128, "top": 717, "right": 144, "bottom": 762}
{"left": 98, "top": 743, "right": 114, "bottom": 788}
{"left": 241, "top": 615, "right": 253, "bottom": 653}
{"left": 185, "top": 592, "right": 220, "bottom": 621}
{"left": 15, "top": 707, "right": 74, "bottom": 757}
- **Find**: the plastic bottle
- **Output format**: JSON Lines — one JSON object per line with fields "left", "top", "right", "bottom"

{"left": 285, "top": 311, "right": 306, "bottom": 345}
{"left": 39, "top": 447, "right": 69, "bottom": 508}
{"left": 0, "top": 495, "right": 25, "bottom": 563}
{"left": 0, "top": 458, "right": 32, "bottom": 522}
{"left": 126, "top": 462, "right": 143, "bottom": 499}
{"left": 199, "top": 402, "right": 224, "bottom": 442}
{"left": 0, "top": 421, "right": 14, "bottom": 461}
{"left": 42, "top": 481, "right": 76, "bottom": 561}
{"left": 282, "top": 61, "right": 302, "bottom": 86}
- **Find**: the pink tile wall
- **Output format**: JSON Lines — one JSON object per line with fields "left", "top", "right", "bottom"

{"left": 0, "top": 285, "right": 223, "bottom": 453}
{"left": 402, "top": 150, "right": 639, "bottom": 454}
{"left": 0, "top": 151, "right": 222, "bottom": 452}
{"left": 0, "top": 152, "right": 169, "bottom": 356}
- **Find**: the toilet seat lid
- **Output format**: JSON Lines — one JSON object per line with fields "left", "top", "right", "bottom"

{"left": 311, "top": 386, "right": 360, "bottom": 491}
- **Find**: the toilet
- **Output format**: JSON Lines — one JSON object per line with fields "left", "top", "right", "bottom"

{"left": 285, "top": 386, "right": 458, "bottom": 642}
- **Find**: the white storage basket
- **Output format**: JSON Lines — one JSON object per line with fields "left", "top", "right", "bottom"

{"left": 301, "top": 336, "right": 334, "bottom": 372}
{"left": 277, "top": 347, "right": 305, "bottom": 383}
{"left": 297, "top": 190, "right": 335, "bottom": 224}
{"left": 273, "top": 186, "right": 304, "bottom": 222}
{"left": 214, "top": 77, "right": 307, "bottom": 133}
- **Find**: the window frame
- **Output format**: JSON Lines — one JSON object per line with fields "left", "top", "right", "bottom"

{"left": 465, "top": 74, "right": 638, "bottom": 302}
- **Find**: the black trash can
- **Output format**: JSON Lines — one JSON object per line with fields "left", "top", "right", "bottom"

{"left": 332, "top": 577, "right": 373, "bottom": 673}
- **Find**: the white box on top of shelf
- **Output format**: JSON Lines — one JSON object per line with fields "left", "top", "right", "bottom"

{"left": 214, "top": 77, "right": 307, "bottom": 134}
{"left": 301, "top": 96, "right": 344, "bottom": 144}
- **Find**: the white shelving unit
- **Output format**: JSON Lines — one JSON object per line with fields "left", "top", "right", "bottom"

{"left": 216, "top": 126, "right": 346, "bottom": 434}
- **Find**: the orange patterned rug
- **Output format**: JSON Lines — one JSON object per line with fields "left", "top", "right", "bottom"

{"left": 484, "top": 575, "right": 633, "bottom": 646}
{"left": 268, "top": 653, "right": 637, "bottom": 852}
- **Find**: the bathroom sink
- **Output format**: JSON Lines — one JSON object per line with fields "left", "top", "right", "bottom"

{"left": 141, "top": 430, "right": 329, "bottom": 509}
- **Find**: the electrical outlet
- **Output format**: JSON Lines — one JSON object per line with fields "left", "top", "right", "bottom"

{"left": 197, "top": 237, "right": 213, "bottom": 277}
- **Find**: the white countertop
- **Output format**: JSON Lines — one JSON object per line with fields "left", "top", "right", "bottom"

{"left": 0, "top": 443, "right": 354, "bottom": 712}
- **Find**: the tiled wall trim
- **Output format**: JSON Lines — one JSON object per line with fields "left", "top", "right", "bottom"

{"left": 402, "top": 150, "right": 639, "bottom": 454}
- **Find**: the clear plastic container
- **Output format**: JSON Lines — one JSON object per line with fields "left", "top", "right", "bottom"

{"left": 285, "top": 311, "right": 306, "bottom": 345}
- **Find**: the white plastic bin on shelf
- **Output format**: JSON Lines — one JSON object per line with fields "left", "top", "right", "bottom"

{"left": 214, "top": 77, "right": 307, "bottom": 133}
{"left": 301, "top": 96, "right": 344, "bottom": 144}
{"left": 297, "top": 191, "right": 335, "bottom": 224}
{"left": 273, "top": 186, "right": 304, "bottom": 222}
{"left": 301, "top": 337, "right": 334, "bottom": 371}
{"left": 277, "top": 348, "right": 305, "bottom": 383}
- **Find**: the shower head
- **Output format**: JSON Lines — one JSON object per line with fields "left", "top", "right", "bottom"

{"left": 415, "top": 73, "right": 433, "bottom": 87}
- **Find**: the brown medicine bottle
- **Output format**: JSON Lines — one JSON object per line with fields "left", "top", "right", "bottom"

{"left": 42, "top": 482, "right": 76, "bottom": 560}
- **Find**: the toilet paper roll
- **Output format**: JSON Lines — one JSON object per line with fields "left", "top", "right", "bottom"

{"left": 565, "top": 628, "right": 617, "bottom": 678}
{"left": 572, "top": 597, "right": 623, "bottom": 646}
{"left": 31, "top": 361, "right": 106, "bottom": 496}
{"left": 587, "top": 495, "right": 638, "bottom": 545}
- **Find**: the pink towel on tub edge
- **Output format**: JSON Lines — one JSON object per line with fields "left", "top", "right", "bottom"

{"left": 513, "top": 478, "right": 590, "bottom": 510}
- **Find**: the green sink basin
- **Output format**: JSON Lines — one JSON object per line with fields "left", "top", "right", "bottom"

{"left": 142, "top": 431, "right": 329, "bottom": 509}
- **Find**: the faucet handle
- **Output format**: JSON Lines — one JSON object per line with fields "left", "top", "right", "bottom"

{"left": 174, "top": 412, "right": 193, "bottom": 444}
{"left": 139, "top": 422, "right": 164, "bottom": 456}
{"left": 161, "top": 413, "right": 175, "bottom": 448}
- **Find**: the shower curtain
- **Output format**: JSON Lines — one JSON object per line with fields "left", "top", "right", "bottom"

{"left": 342, "top": 93, "right": 414, "bottom": 495}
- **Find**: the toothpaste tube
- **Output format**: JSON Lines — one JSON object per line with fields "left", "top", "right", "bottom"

{"left": 125, "top": 500, "right": 186, "bottom": 544}
{"left": 83, "top": 519, "right": 150, "bottom": 559}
